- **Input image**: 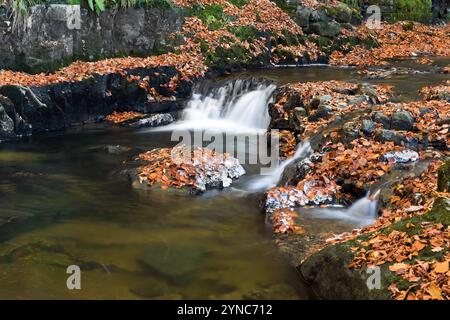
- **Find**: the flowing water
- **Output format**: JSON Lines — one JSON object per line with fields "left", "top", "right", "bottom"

{"left": 0, "top": 60, "right": 448, "bottom": 299}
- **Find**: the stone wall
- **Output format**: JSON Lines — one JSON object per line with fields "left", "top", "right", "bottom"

{"left": 0, "top": 4, "right": 183, "bottom": 72}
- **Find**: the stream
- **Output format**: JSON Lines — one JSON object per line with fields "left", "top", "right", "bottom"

{"left": 0, "top": 60, "right": 448, "bottom": 299}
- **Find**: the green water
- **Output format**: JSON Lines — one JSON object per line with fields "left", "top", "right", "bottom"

{"left": 0, "top": 61, "right": 448, "bottom": 299}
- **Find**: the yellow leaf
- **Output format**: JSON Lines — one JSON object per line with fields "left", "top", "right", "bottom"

{"left": 434, "top": 261, "right": 449, "bottom": 274}
{"left": 427, "top": 283, "right": 443, "bottom": 300}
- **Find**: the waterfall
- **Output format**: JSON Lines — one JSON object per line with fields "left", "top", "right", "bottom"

{"left": 180, "top": 79, "right": 276, "bottom": 130}
{"left": 247, "top": 141, "right": 312, "bottom": 191}
{"left": 314, "top": 190, "right": 381, "bottom": 226}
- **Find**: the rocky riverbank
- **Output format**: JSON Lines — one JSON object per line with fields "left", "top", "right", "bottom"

{"left": 264, "top": 76, "right": 450, "bottom": 299}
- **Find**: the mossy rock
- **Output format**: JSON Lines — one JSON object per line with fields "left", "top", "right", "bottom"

{"left": 299, "top": 197, "right": 450, "bottom": 299}
{"left": 437, "top": 159, "right": 450, "bottom": 192}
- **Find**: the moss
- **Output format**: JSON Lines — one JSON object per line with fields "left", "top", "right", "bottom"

{"left": 187, "top": 4, "right": 230, "bottom": 31}
{"left": 228, "top": 25, "right": 259, "bottom": 41}
{"left": 437, "top": 159, "right": 450, "bottom": 192}
{"left": 205, "top": 43, "right": 251, "bottom": 67}
{"left": 227, "top": 0, "right": 249, "bottom": 9}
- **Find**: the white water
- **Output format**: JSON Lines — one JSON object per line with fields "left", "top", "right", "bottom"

{"left": 314, "top": 190, "right": 381, "bottom": 226}
{"left": 154, "top": 80, "right": 276, "bottom": 133}
{"left": 247, "top": 141, "right": 312, "bottom": 191}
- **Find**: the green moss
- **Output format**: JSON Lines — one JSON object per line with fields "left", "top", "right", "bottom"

{"left": 227, "top": 0, "right": 249, "bottom": 9}
{"left": 228, "top": 25, "right": 259, "bottom": 41}
{"left": 187, "top": 4, "right": 231, "bottom": 31}
{"left": 205, "top": 43, "right": 251, "bottom": 67}
{"left": 437, "top": 159, "right": 450, "bottom": 192}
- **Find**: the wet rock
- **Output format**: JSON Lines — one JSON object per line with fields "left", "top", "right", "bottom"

{"left": 361, "top": 119, "right": 375, "bottom": 135}
{"left": 242, "top": 283, "right": 299, "bottom": 300}
{"left": 372, "top": 111, "right": 391, "bottom": 129}
{"left": 0, "top": 104, "right": 14, "bottom": 139}
{"left": 293, "top": 107, "right": 307, "bottom": 121}
{"left": 347, "top": 95, "right": 367, "bottom": 105}
{"left": 340, "top": 122, "right": 360, "bottom": 143}
{"left": 308, "top": 104, "right": 333, "bottom": 121}
{"left": 104, "top": 145, "right": 132, "bottom": 155}
{"left": 295, "top": 6, "right": 313, "bottom": 28}
{"left": 139, "top": 244, "right": 208, "bottom": 283}
{"left": 391, "top": 110, "right": 415, "bottom": 131}
{"left": 382, "top": 150, "right": 419, "bottom": 164}
{"left": 299, "top": 244, "right": 391, "bottom": 300}
{"left": 310, "top": 21, "right": 341, "bottom": 37}
{"left": 130, "top": 278, "right": 169, "bottom": 299}
{"left": 374, "top": 129, "right": 408, "bottom": 146}
{"left": 127, "top": 113, "right": 174, "bottom": 128}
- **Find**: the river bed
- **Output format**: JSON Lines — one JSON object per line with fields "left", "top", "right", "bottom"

{"left": 0, "top": 61, "right": 448, "bottom": 299}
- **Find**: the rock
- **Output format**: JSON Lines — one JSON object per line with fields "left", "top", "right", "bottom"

{"left": 293, "top": 107, "right": 307, "bottom": 120}
{"left": 299, "top": 244, "right": 391, "bottom": 300}
{"left": 333, "top": 3, "right": 354, "bottom": 23}
{"left": 310, "top": 21, "right": 341, "bottom": 37}
{"left": 310, "top": 9, "right": 330, "bottom": 23}
{"left": 295, "top": 6, "right": 312, "bottom": 28}
{"left": 340, "top": 122, "right": 359, "bottom": 143}
{"left": 139, "top": 244, "right": 208, "bottom": 283}
{"left": 347, "top": 95, "right": 367, "bottom": 105}
{"left": 0, "top": 104, "right": 14, "bottom": 139}
{"left": 127, "top": 113, "right": 174, "bottom": 128}
{"left": 361, "top": 119, "right": 375, "bottom": 135}
{"left": 0, "top": 5, "right": 183, "bottom": 72}
{"left": 391, "top": 110, "right": 415, "bottom": 131}
{"left": 437, "top": 160, "right": 450, "bottom": 192}
{"left": 372, "top": 111, "right": 391, "bottom": 129}
{"left": 374, "top": 129, "right": 408, "bottom": 145}
{"left": 104, "top": 145, "right": 132, "bottom": 154}
{"left": 382, "top": 150, "right": 419, "bottom": 163}
{"left": 308, "top": 104, "right": 333, "bottom": 121}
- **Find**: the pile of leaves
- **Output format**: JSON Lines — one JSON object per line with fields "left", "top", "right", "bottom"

{"left": 0, "top": 53, "right": 207, "bottom": 92}
{"left": 272, "top": 208, "right": 305, "bottom": 235}
{"left": 420, "top": 80, "right": 450, "bottom": 101}
{"left": 172, "top": 0, "right": 318, "bottom": 65}
{"left": 136, "top": 144, "right": 245, "bottom": 192}
{"left": 330, "top": 22, "right": 450, "bottom": 67}
{"left": 271, "top": 80, "right": 393, "bottom": 138}
{"left": 105, "top": 111, "right": 145, "bottom": 124}
{"left": 308, "top": 138, "right": 403, "bottom": 190}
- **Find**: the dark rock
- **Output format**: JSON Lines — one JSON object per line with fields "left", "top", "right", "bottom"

{"left": 139, "top": 244, "right": 209, "bottom": 284}
{"left": 0, "top": 104, "right": 14, "bottom": 139}
{"left": 374, "top": 129, "right": 408, "bottom": 146}
{"left": 372, "top": 111, "right": 391, "bottom": 129}
{"left": 308, "top": 104, "right": 333, "bottom": 121}
{"left": 0, "top": 5, "right": 182, "bottom": 72}
{"left": 391, "top": 110, "right": 415, "bottom": 131}
{"left": 340, "top": 122, "right": 359, "bottom": 143}
{"left": 347, "top": 95, "right": 367, "bottom": 105}
{"left": 361, "top": 119, "right": 375, "bottom": 135}
{"left": 295, "top": 6, "right": 312, "bottom": 28}
{"left": 310, "top": 21, "right": 342, "bottom": 37}
{"left": 437, "top": 160, "right": 450, "bottom": 192}
{"left": 299, "top": 244, "right": 391, "bottom": 299}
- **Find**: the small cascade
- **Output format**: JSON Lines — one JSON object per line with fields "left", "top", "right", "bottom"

{"left": 247, "top": 141, "right": 312, "bottom": 191}
{"left": 179, "top": 79, "right": 276, "bottom": 130}
{"left": 314, "top": 190, "right": 381, "bottom": 226}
